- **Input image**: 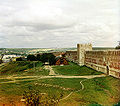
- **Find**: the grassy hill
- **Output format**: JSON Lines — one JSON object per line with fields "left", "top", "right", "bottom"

{"left": 0, "top": 76, "right": 119, "bottom": 106}
{"left": 0, "top": 61, "right": 49, "bottom": 76}
{"left": 0, "top": 61, "right": 119, "bottom": 105}
{"left": 53, "top": 62, "right": 103, "bottom": 76}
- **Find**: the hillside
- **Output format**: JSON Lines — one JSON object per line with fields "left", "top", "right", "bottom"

{"left": 0, "top": 61, "right": 49, "bottom": 76}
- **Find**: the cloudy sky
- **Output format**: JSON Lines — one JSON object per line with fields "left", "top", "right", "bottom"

{"left": 0, "top": 0, "right": 119, "bottom": 48}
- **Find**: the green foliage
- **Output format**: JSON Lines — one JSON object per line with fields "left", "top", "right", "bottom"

{"left": 48, "top": 53, "right": 56, "bottom": 65}
{"left": 40, "top": 53, "right": 48, "bottom": 63}
{"left": 78, "top": 76, "right": 120, "bottom": 105}
{"left": 88, "top": 104, "right": 102, "bottom": 106}
{"left": 16, "top": 57, "right": 23, "bottom": 61}
{"left": 114, "top": 102, "right": 120, "bottom": 106}
{"left": 0, "top": 76, "right": 119, "bottom": 105}
{"left": 27, "top": 53, "right": 56, "bottom": 65}
{"left": 53, "top": 62, "right": 102, "bottom": 76}
{"left": 0, "top": 61, "right": 43, "bottom": 75}
{"left": 36, "top": 54, "right": 41, "bottom": 61}
{"left": 40, "top": 53, "right": 56, "bottom": 65}
{"left": 22, "top": 87, "right": 63, "bottom": 106}
{"left": 0, "top": 59, "right": 2, "bottom": 64}
{"left": 36, "top": 78, "right": 83, "bottom": 91}
{"left": 27, "top": 55, "right": 37, "bottom": 61}
{"left": 115, "top": 46, "right": 120, "bottom": 49}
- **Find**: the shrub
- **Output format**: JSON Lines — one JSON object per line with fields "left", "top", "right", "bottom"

{"left": 22, "top": 88, "right": 63, "bottom": 106}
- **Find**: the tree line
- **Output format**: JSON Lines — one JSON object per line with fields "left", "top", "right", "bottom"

{"left": 16, "top": 53, "right": 56, "bottom": 65}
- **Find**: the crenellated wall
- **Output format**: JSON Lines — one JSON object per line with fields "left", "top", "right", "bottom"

{"left": 65, "top": 43, "right": 120, "bottom": 78}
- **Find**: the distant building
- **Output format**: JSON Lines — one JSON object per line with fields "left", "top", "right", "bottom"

{"left": 2, "top": 55, "right": 21, "bottom": 63}
{"left": 55, "top": 57, "right": 69, "bottom": 65}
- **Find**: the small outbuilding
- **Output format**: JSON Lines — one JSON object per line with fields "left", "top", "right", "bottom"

{"left": 55, "top": 57, "right": 69, "bottom": 65}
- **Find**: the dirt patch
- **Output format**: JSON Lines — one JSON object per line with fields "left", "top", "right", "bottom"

{"left": 0, "top": 95, "right": 25, "bottom": 106}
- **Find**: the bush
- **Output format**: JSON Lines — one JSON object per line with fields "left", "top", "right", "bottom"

{"left": 22, "top": 87, "right": 63, "bottom": 106}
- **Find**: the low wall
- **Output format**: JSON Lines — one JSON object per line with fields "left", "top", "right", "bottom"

{"left": 85, "top": 50, "right": 120, "bottom": 78}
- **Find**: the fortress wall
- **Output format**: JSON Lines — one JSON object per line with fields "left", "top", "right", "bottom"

{"left": 85, "top": 50, "right": 120, "bottom": 78}
{"left": 65, "top": 51, "right": 77, "bottom": 63}
{"left": 77, "top": 44, "right": 92, "bottom": 66}
{"left": 65, "top": 43, "right": 120, "bottom": 78}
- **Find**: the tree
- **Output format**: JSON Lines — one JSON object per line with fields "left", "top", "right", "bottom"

{"left": 16, "top": 57, "right": 23, "bottom": 61}
{"left": 27, "top": 55, "right": 36, "bottom": 61}
{"left": 115, "top": 41, "right": 120, "bottom": 49}
{"left": 115, "top": 46, "right": 120, "bottom": 49}
{"left": 0, "top": 59, "right": 2, "bottom": 64}
{"left": 36, "top": 54, "right": 42, "bottom": 61}
{"left": 48, "top": 53, "right": 56, "bottom": 65}
{"left": 40, "top": 53, "right": 48, "bottom": 63}
{"left": 40, "top": 53, "right": 56, "bottom": 65}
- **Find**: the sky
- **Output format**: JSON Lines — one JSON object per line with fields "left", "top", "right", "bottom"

{"left": 0, "top": 0, "right": 119, "bottom": 48}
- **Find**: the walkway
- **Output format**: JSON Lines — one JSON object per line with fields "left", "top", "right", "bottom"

{"left": 0, "top": 74, "right": 106, "bottom": 84}
{"left": 44, "top": 65, "right": 56, "bottom": 75}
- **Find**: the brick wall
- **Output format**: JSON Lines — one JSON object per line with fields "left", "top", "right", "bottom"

{"left": 65, "top": 51, "right": 77, "bottom": 63}
{"left": 85, "top": 50, "right": 120, "bottom": 78}
{"left": 65, "top": 43, "right": 120, "bottom": 78}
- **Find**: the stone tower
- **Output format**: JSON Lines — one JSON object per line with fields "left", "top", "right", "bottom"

{"left": 77, "top": 43, "right": 92, "bottom": 66}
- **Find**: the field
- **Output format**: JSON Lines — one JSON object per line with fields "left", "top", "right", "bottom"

{"left": 53, "top": 62, "right": 102, "bottom": 76}
{"left": 0, "top": 48, "right": 77, "bottom": 56}
{"left": 0, "top": 61, "right": 120, "bottom": 106}
{"left": 0, "top": 77, "right": 120, "bottom": 106}
{"left": 0, "top": 47, "right": 114, "bottom": 56}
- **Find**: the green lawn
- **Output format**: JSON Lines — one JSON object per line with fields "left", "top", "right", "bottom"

{"left": 59, "top": 76, "right": 120, "bottom": 106}
{"left": 0, "top": 61, "right": 119, "bottom": 105}
{"left": 0, "top": 79, "right": 71, "bottom": 101}
{"left": 0, "top": 61, "right": 49, "bottom": 76}
{"left": 53, "top": 62, "right": 102, "bottom": 76}
{"left": 0, "top": 76, "right": 119, "bottom": 106}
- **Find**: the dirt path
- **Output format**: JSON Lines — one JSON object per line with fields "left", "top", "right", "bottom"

{"left": 0, "top": 74, "right": 106, "bottom": 84}
{"left": 60, "top": 79, "right": 87, "bottom": 101}
{"left": 0, "top": 73, "right": 106, "bottom": 105}
{"left": 0, "top": 74, "right": 106, "bottom": 81}
{"left": 44, "top": 65, "right": 56, "bottom": 75}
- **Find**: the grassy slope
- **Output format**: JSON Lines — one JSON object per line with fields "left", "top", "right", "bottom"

{"left": 0, "top": 79, "right": 71, "bottom": 103}
{"left": 53, "top": 62, "right": 102, "bottom": 76}
{"left": 0, "top": 61, "right": 49, "bottom": 76}
{"left": 0, "top": 61, "right": 119, "bottom": 105}
{"left": 59, "top": 76, "right": 120, "bottom": 106}
{"left": 0, "top": 76, "right": 119, "bottom": 105}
